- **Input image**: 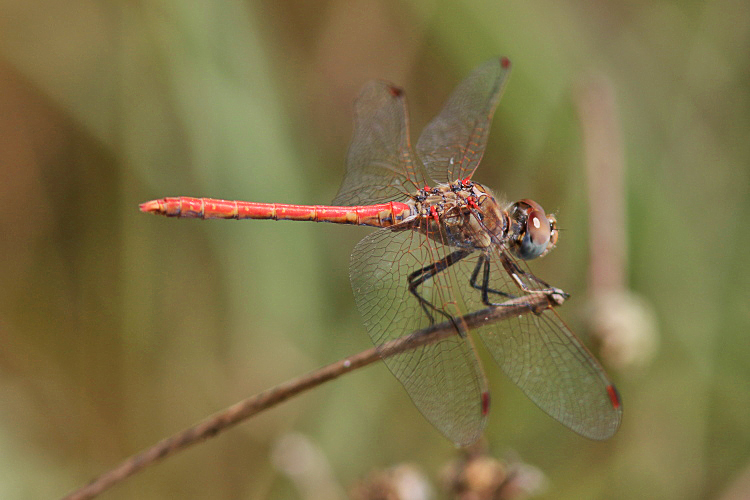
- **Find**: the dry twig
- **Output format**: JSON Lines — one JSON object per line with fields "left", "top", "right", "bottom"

{"left": 61, "top": 291, "right": 564, "bottom": 500}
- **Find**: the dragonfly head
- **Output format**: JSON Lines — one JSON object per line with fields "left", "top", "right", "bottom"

{"left": 507, "top": 199, "right": 558, "bottom": 260}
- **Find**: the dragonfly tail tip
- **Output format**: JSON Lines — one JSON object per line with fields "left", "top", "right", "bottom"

{"left": 139, "top": 200, "right": 162, "bottom": 214}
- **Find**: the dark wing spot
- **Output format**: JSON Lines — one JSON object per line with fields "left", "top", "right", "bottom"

{"left": 387, "top": 85, "right": 403, "bottom": 97}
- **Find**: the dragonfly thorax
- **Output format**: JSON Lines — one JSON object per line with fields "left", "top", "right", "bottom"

{"left": 408, "top": 181, "right": 558, "bottom": 260}
{"left": 410, "top": 181, "right": 509, "bottom": 251}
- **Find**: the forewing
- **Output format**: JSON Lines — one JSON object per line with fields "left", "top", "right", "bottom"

{"left": 350, "top": 226, "right": 488, "bottom": 446}
{"left": 332, "top": 81, "right": 427, "bottom": 206}
{"left": 485, "top": 307, "right": 622, "bottom": 439}
{"left": 416, "top": 58, "right": 511, "bottom": 183}
{"left": 449, "top": 245, "right": 623, "bottom": 440}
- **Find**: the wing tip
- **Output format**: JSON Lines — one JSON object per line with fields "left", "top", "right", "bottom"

{"left": 606, "top": 384, "right": 622, "bottom": 410}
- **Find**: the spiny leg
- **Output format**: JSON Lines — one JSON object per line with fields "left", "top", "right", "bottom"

{"left": 497, "top": 253, "right": 570, "bottom": 314}
{"left": 408, "top": 248, "right": 472, "bottom": 325}
{"left": 498, "top": 253, "right": 557, "bottom": 293}
{"left": 468, "top": 253, "right": 515, "bottom": 305}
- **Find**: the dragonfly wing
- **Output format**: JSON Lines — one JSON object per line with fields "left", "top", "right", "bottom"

{"left": 478, "top": 306, "right": 622, "bottom": 440}
{"left": 350, "top": 227, "right": 488, "bottom": 446}
{"left": 416, "top": 58, "right": 512, "bottom": 184}
{"left": 332, "top": 81, "right": 427, "bottom": 206}
{"left": 450, "top": 246, "right": 623, "bottom": 440}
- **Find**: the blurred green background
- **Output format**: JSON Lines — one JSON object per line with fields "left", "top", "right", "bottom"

{"left": 1, "top": 0, "right": 748, "bottom": 498}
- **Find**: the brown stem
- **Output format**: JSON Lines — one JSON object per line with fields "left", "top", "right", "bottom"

{"left": 575, "top": 75, "right": 626, "bottom": 295}
{"left": 61, "top": 291, "right": 564, "bottom": 500}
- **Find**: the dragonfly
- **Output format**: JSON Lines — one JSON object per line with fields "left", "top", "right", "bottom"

{"left": 140, "top": 57, "right": 622, "bottom": 445}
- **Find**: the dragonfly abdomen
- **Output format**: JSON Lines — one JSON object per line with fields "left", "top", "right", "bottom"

{"left": 140, "top": 197, "right": 413, "bottom": 228}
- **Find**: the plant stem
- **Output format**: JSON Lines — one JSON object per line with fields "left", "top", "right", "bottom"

{"left": 61, "top": 291, "right": 564, "bottom": 500}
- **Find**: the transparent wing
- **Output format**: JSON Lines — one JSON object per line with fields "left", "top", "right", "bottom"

{"left": 447, "top": 243, "right": 623, "bottom": 440}
{"left": 480, "top": 305, "right": 622, "bottom": 439}
{"left": 350, "top": 226, "right": 488, "bottom": 446}
{"left": 332, "top": 81, "right": 428, "bottom": 206}
{"left": 416, "top": 58, "right": 512, "bottom": 184}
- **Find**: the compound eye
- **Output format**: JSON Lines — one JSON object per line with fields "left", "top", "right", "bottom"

{"left": 515, "top": 209, "right": 551, "bottom": 260}
{"left": 527, "top": 209, "right": 551, "bottom": 246}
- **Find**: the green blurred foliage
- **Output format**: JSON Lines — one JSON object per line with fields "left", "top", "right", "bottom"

{"left": 0, "top": 0, "right": 748, "bottom": 498}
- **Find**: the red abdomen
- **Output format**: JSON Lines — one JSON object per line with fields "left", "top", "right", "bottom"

{"left": 139, "top": 197, "right": 413, "bottom": 228}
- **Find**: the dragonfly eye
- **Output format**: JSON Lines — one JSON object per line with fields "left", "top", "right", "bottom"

{"left": 509, "top": 200, "right": 555, "bottom": 260}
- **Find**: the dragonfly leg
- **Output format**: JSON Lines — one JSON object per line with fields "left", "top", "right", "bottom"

{"left": 499, "top": 253, "right": 561, "bottom": 292}
{"left": 497, "top": 254, "right": 569, "bottom": 313}
{"left": 407, "top": 249, "right": 473, "bottom": 325}
{"left": 468, "top": 253, "right": 515, "bottom": 305}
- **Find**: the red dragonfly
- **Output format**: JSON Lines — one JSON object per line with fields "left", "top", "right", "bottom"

{"left": 141, "top": 58, "right": 622, "bottom": 445}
